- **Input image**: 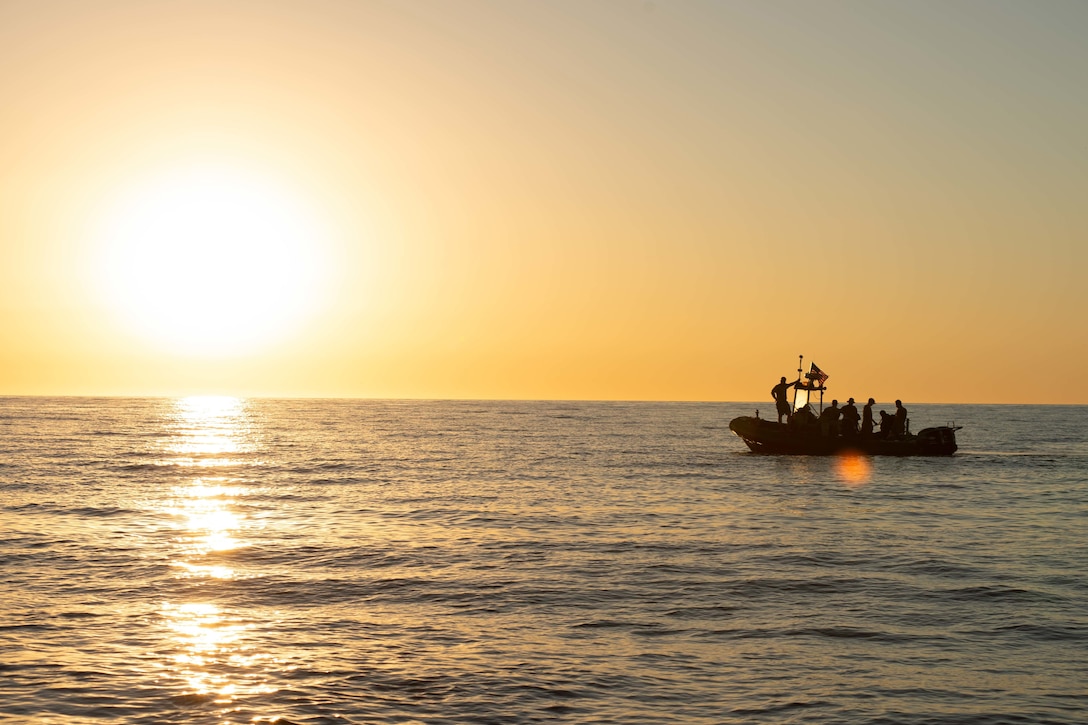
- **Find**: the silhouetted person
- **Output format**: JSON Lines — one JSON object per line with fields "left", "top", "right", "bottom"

{"left": 771, "top": 376, "right": 798, "bottom": 424}
{"left": 878, "top": 410, "right": 894, "bottom": 438}
{"left": 790, "top": 404, "right": 817, "bottom": 428}
{"left": 861, "top": 398, "right": 876, "bottom": 437}
{"left": 840, "top": 398, "right": 859, "bottom": 438}
{"left": 893, "top": 400, "right": 908, "bottom": 438}
{"left": 819, "top": 400, "right": 841, "bottom": 437}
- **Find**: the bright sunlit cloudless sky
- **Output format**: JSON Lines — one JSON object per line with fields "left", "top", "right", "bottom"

{"left": 2, "top": 0, "right": 1086, "bottom": 402}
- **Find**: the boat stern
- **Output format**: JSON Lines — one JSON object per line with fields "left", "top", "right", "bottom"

{"left": 914, "top": 426, "right": 960, "bottom": 455}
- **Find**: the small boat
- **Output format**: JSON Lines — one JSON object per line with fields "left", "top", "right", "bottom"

{"left": 729, "top": 358, "right": 960, "bottom": 456}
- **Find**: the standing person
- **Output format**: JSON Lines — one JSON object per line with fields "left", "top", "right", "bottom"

{"left": 893, "top": 400, "right": 908, "bottom": 438}
{"left": 861, "top": 398, "right": 876, "bottom": 437}
{"left": 840, "top": 398, "right": 860, "bottom": 438}
{"left": 771, "top": 376, "right": 798, "bottom": 424}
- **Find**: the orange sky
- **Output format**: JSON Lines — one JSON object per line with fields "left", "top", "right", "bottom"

{"left": 2, "top": 1, "right": 1086, "bottom": 403}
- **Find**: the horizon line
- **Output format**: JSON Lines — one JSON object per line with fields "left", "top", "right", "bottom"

{"left": 1, "top": 394, "right": 1084, "bottom": 407}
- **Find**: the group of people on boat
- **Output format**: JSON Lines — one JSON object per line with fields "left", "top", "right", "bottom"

{"left": 772, "top": 376, "right": 910, "bottom": 439}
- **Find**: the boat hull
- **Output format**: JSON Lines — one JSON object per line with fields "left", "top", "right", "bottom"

{"left": 728, "top": 416, "right": 958, "bottom": 456}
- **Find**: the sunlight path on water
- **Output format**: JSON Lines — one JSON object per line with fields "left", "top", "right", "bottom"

{"left": 151, "top": 397, "right": 280, "bottom": 722}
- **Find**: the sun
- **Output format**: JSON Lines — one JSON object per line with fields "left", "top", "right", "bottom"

{"left": 94, "top": 163, "right": 331, "bottom": 356}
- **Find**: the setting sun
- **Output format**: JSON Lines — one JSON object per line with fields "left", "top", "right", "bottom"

{"left": 93, "top": 164, "right": 331, "bottom": 356}
{"left": 2, "top": 0, "right": 1086, "bottom": 401}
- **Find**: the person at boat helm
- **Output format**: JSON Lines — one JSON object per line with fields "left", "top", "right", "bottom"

{"left": 771, "top": 376, "right": 799, "bottom": 423}
{"left": 790, "top": 404, "right": 817, "bottom": 427}
{"left": 893, "top": 400, "right": 908, "bottom": 438}
{"left": 861, "top": 398, "right": 876, "bottom": 437}
{"left": 840, "top": 398, "right": 860, "bottom": 438}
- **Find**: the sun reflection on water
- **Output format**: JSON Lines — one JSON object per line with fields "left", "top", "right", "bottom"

{"left": 161, "top": 602, "right": 275, "bottom": 703}
{"left": 157, "top": 396, "right": 278, "bottom": 712}
{"left": 164, "top": 396, "right": 254, "bottom": 465}
{"left": 167, "top": 479, "right": 245, "bottom": 562}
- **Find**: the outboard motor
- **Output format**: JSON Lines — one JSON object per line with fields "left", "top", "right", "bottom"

{"left": 916, "top": 426, "right": 959, "bottom": 455}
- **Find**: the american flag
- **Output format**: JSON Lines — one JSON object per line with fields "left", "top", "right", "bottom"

{"left": 808, "top": 362, "right": 829, "bottom": 385}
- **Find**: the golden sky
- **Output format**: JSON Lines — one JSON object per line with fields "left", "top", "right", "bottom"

{"left": 2, "top": 1, "right": 1086, "bottom": 403}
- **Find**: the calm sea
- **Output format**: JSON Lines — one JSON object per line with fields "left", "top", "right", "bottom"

{"left": 1, "top": 398, "right": 1085, "bottom": 724}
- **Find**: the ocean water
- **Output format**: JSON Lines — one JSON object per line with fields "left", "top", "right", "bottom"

{"left": 1, "top": 398, "right": 1085, "bottom": 725}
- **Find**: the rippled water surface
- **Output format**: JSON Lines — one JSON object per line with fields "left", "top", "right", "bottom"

{"left": 1, "top": 398, "right": 1086, "bottom": 724}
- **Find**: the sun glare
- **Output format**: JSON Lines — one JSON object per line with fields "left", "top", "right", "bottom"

{"left": 95, "top": 164, "right": 331, "bottom": 356}
{"left": 834, "top": 451, "right": 873, "bottom": 487}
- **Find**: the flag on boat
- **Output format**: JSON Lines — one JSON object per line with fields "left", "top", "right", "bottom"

{"left": 807, "top": 362, "right": 829, "bottom": 386}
